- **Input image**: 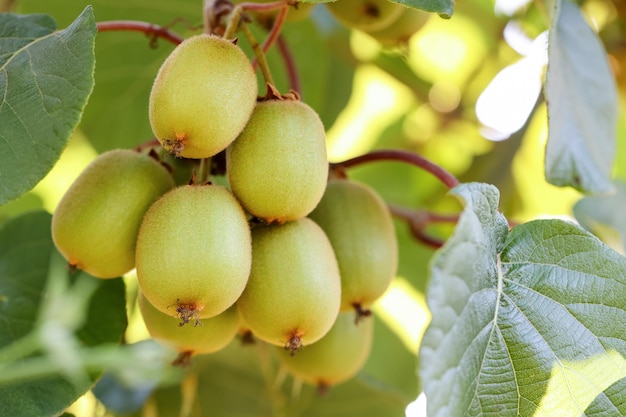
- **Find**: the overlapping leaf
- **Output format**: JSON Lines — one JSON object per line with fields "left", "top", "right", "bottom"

{"left": 573, "top": 180, "right": 626, "bottom": 252}
{"left": 0, "top": 7, "right": 96, "bottom": 205}
{"left": 420, "top": 182, "right": 626, "bottom": 417}
{"left": 545, "top": 0, "right": 617, "bottom": 194}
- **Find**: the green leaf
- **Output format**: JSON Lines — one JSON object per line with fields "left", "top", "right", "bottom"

{"left": 584, "top": 377, "right": 626, "bottom": 416}
{"left": 0, "top": 211, "right": 127, "bottom": 417}
{"left": 573, "top": 180, "right": 626, "bottom": 252}
{"left": 420, "top": 182, "right": 626, "bottom": 417}
{"left": 544, "top": 0, "right": 617, "bottom": 194}
{"left": 0, "top": 7, "right": 96, "bottom": 205}
{"left": 388, "top": 0, "right": 453, "bottom": 17}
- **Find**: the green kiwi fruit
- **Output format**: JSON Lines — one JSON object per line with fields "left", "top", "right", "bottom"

{"left": 135, "top": 184, "right": 251, "bottom": 324}
{"left": 308, "top": 179, "right": 397, "bottom": 318}
{"left": 276, "top": 311, "right": 374, "bottom": 389}
{"left": 51, "top": 149, "right": 175, "bottom": 278}
{"left": 236, "top": 218, "right": 341, "bottom": 354}
{"left": 366, "top": 6, "right": 430, "bottom": 47}
{"left": 138, "top": 291, "right": 240, "bottom": 357}
{"left": 226, "top": 97, "right": 328, "bottom": 223}
{"left": 149, "top": 34, "right": 258, "bottom": 159}
{"left": 326, "top": 0, "right": 405, "bottom": 32}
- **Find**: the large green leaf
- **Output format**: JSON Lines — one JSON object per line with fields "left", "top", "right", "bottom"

{"left": 544, "top": 0, "right": 617, "bottom": 194}
{"left": 573, "top": 180, "right": 626, "bottom": 252}
{"left": 0, "top": 7, "right": 96, "bottom": 205}
{"left": 0, "top": 211, "right": 127, "bottom": 417}
{"left": 420, "top": 182, "right": 626, "bottom": 417}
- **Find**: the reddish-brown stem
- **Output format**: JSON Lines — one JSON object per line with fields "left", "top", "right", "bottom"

{"left": 277, "top": 35, "right": 300, "bottom": 94}
{"left": 96, "top": 20, "right": 184, "bottom": 46}
{"left": 251, "top": 5, "right": 289, "bottom": 80}
{"left": 389, "top": 205, "right": 460, "bottom": 249}
{"left": 238, "top": 0, "right": 289, "bottom": 12}
{"left": 262, "top": 6, "right": 288, "bottom": 53}
{"left": 332, "top": 149, "right": 460, "bottom": 190}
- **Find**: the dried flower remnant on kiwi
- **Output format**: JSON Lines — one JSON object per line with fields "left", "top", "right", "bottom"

{"left": 353, "top": 302, "right": 372, "bottom": 324}
{"left": 175, "top": 299, "right": 203, "bottom": 327}
{"left": 163, "top": 135, "right": 187, "bottom": 158}
{"left": 260, "top": 82, "right": 300, "bottom": 102}
{"left": 362, "top": 1, "right": 382, "bottom": 18}
{"left": 285, "top": 333, "right": 304, "bottom": 356}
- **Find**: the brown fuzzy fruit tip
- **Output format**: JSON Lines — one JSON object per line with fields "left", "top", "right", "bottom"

{"left": 239, "top": 329, "right": 256, "bottom": 345}
{"left": 175, "top": 300, "right": 204, "bottom": 327}
{"left": 316, "top": 382, "right": 331, "bottom": 396}
{"left": 353, "top": 302, "right": 372, "bottom": 324}
{"left": 285, "top": 333, "right": 304, "bottom": 356}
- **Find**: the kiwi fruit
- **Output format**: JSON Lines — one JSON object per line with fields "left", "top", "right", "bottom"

{"left": 149, "top": 34, "right": 258, "bottom": 159}
{"left": 135, "top": 184, "right": 251, "bottom": 324}
{"left": 326, "top": 0, "right": 405, "bottom": 32}
{"left": 138, "top": 291, "right": 240, "bottom": 358}
{"left": 308, "top": 179, "right": 397, "bottom": 318}
{"left": 276, "top": 311, "right": 374, "bottom": 390}
{"left": 236, "top": 218, "right": 341, "bottom": 354}
{"left": 226, "top": 97, "right": 328, "bottom": 223}
{"left": 51, "top": 149, "right": 174, "bottom": 278}
{"left": 366, "top": 6, "right": 430, "bottom": 47}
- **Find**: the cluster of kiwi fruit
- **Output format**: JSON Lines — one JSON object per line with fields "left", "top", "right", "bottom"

{"left": 234, "top": 0, "right": 430, "bottom": 48}
{"left": 325, "top": 0, "right": 430, "bottom": 47}
{"left": 51, "top": 33, "right": 398, "bottom": 390}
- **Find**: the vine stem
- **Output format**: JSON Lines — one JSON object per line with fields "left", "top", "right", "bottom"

{"left": 197, "top": 158, "right": 212, "bottom": 184}
{"left": 240, "top": 24, "right": 275, "bottom": 86}
{"left": 0, "top": 331, "right": 41, "bottom": 365}
{"left": 223, "top": 0, "right": 289, "bottom": 39}
{"left": 96, "top": 20, "right": 184, "bottom": 45}
{"left": 261, "top": 5, "right": 288, "bottom": 54}
{"left": 251, "top": 5, "right": 288, "bottom": 69}
{"left": 389, "top": 205, "right": 460, "bottom": 249}
{"left": 332, "top": 149, "right": 460, "bottom": 190}
{"left": 277, "top": 35, "right": 300, "bottom": 94}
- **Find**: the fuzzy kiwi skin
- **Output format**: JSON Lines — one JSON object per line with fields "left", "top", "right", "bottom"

{"left": 51, "top": 149, "right": 175, "bottom": 279}
{"left": 308, "top": 179, "right": 398, "bottom": 312}
{"left": 149, "top": 34, "right": 258, "bottom": 159}
{"left": 236, "top": 218, "right": 341, "bottom": 350}
{"left": 276, "top": 312, "right": 374, "bottom": 388}
{"left": 226, "top": 99, "right": 328, "bottom": 223}
{"left": 138, "top": 291, "right": 240, "bottom": 355}
{"left": 135, "top": 184, "right": 252, "bottom": 320}
{"left": 366, "top": 7, "right": 430, "bottom": 47}
{"left": 326, "top": 0, "right": 404, "bottom": 32}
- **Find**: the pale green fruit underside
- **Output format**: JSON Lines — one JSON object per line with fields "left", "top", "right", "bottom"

{"left": 138, "top": 291, "right": 240, "bottom": 354}
{"left": 326, "top": 0, "right": 405, "bottom": 32}
{"left": 237, "top": 218, "right": 341, "bottom": 347}
{"left": 149, "top": 34, "right": 257, "bottom": 159}
{"left": 308, "top": 179, "right": 398, "bottom": 311}
{"left": 136, "top": 184, "right": 252, "bottom": 319}
{"left": 52, "top": 149, "right": 175, "bottom": 278}
{"left": 366, "top": 6, "right": 430, "bottom": 46}
{"left": 227, "top": 99, "right": 328, "bottom": 223}
{"left": 276, "top": 312, "right": 374, "bottom": 386}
